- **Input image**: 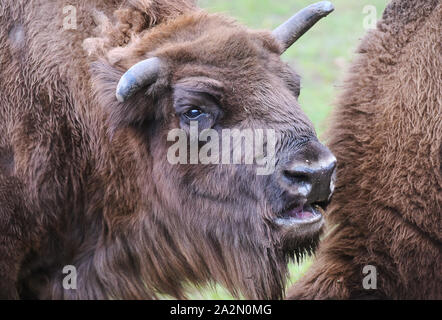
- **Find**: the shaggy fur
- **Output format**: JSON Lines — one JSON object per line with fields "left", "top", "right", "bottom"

{"left": 0, "top": 0, "right": 329, "bottom": 299}
{"left": 288, "top": 0, "right": 442, "bottom": 300}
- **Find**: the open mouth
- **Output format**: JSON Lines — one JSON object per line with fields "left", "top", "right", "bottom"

{"left": 273, "top": 201, "right": 328, "bottom": 256}
{"left": 274, "top": 201, "right": 328, "bottom": 229}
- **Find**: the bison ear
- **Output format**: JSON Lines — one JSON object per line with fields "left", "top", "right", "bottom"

{"left": 90, "top": 58, "right": 164, "bottom": 135}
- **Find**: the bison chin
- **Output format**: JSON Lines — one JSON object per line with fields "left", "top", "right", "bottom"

{"left": 278, "top": 206, "right": 325, "bottom": 261}
{"left": 276, "top": 202, "right": 329, "bottom": 256}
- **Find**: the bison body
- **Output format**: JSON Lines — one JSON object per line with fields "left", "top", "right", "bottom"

{"left": 288, "top": 0, "right": 442, "bottom": 299}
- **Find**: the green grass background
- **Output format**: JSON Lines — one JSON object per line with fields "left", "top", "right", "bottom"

{"left": 182, "top": 0, "right": 388, "bottom": 299}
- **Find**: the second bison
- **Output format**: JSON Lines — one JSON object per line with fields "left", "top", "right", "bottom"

{"left": 289, "top": 0, "right": 441, "bottom": 300}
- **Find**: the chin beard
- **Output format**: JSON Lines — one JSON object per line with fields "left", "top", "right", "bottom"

{"left": 282, "top": 230, "right": 322, "bottom": 264}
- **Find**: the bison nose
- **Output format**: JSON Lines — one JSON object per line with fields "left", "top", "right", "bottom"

{"left": 281, "top": 141, "right": 337, "bottom": 203}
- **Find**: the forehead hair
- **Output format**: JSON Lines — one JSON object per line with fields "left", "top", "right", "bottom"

{"left": 111, "top": 12, "right": 283, "bottom": 69}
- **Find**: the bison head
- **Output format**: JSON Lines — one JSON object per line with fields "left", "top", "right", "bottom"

{"left": 90, "top": 2, "right": 336, "bottom": 299}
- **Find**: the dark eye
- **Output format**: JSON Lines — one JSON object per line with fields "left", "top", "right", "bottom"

{"left": 183, "top": 108, "right": 203, "bottom": 119}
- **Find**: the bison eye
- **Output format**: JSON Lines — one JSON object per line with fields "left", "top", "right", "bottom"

{"left": 183, "top": 108, "right": 204, "bottom": 120}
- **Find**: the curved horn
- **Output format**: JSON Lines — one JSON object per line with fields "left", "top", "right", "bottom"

{"left": 116, "top": 57, "right": 162, "bottom": 102}
{"left": 272, "top": 1, "right": 334, "bottom": 53}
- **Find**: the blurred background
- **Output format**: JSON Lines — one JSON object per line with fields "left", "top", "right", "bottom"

{"left": 184, "top": 0, "right": 388, "bottom": 299}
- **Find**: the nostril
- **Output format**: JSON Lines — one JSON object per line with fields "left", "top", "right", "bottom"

{"left": 282, "top": 169, "right": 312, "bottom": 197}
{"left": 283, "top": 168, "right": 311, "bottom": 185}
{"left": 280, "top": 141, "right": 336, "bottom": 201}
{"left": 281, "top": 159, "right": 336, "bottom": 199}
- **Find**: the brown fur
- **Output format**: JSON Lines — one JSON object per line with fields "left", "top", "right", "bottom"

{"left": 288, "top": 0, "right": 442, "bottom": 300}
{"left": 0, "top": 0, "right": 328, "bottom": 299}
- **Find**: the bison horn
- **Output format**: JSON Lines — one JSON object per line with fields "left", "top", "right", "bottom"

{"left": 116, "top": 57, "right": 162, "bottom": 102}
{"left": 272, "top": 1, "right": 334, "bottom": 53}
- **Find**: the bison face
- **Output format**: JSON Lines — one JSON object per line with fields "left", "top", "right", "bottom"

{"left": 91, "top": 3, "right": 335, "bottom": 300}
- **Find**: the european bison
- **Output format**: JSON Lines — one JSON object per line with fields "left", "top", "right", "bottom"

{"left": 288, "top": 0, "right": 441, "bottom": 299}
{"left": 0, "top": 0, "right": 336, "bottom": 299}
